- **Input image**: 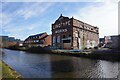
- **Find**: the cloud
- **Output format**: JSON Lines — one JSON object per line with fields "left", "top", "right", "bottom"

{"left": 3, "top": 23, "right": 40, "bottom": 40}
{"left": 16, "top": 2, "right": 54, "bottom": 20}
{"left": 1, "top": 2, "right": 54, "bottom": 40}
{"left": 1, "top": 2, "right": 54, "bottom": 26}
{"left": 2, "top": 0, "right": 119, "bottom": 40}
{"left": 2, "top": 18, "right": 49, "bottom": 40}
{"left": 69, "top": 0, "right": 118, "bottom": 37}
{"left": 0, "top": 13, "right": 13, "bottom": 27}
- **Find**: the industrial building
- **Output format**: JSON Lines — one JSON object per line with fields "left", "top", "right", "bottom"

{"left": 52, "top": 14, "right": 99, "bottom": 49}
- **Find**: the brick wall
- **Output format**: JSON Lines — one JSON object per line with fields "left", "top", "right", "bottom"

{"left": 52, "top": 15, "right": 99, "bottom": 49}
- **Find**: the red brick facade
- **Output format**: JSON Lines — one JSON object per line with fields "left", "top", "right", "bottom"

{"left": 24, "top": 32, "right": 51, "bottom": 47}
{"left": 52, "top": 15, "right": 99, "bottom": 50}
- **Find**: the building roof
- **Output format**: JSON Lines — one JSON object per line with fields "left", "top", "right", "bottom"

{"left": 99, "top": 38, "right": 104, "bottom": 42}
{"left": 29, "top": 32, "right": 46, "bottom": 37}
{"left": 104, "top": 35, "right": 120, "bottom": 38}
{"left": 0, "top": 36, "right": 8, "bottom": 37}
{"left": 54, "top": 14, "right": 70, "bottom": 24}
{"left": 53, "top": 14, "right": 98, "bottom": 29}
{"left": 24, "top": 32, "right": 47, "bottom": 41}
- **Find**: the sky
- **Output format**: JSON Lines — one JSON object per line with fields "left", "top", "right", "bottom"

{"left": 0, "top": 0, "right": 119, "bottom": 40}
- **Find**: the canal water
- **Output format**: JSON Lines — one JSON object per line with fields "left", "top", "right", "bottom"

{"left": 1, "top": 49, "right": 120, "bottom": 78}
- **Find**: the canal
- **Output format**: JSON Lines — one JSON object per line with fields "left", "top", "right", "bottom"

{"left": 1, "top": 49, "right": 120, "bottom": 78}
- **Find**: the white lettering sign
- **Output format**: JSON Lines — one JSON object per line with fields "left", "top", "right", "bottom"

{"left": 55, "top": 29, "right": 67, "bottom": 33}
{"left": 54, "top": 20, "right": 71, "bottom": 29}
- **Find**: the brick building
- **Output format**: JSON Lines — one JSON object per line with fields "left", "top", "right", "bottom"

{"left": 0, "top": 36, "right": 21, "bottom": 48}
{"left": 100, "top": 35, "right": 120, "bottom": 49}
{"left": 24, "top": 32, "right": 51, "bottom": 47}
{"left": 52, "top": 14, "right": 99, "bottom": 50}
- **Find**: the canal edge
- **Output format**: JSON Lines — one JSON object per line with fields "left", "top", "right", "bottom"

{"left": 2, "top": 60, "right": 23, "bottom": 79}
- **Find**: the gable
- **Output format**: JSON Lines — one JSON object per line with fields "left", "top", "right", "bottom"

{"left": 54, "top": 15, "right": 70, "bottom": 24}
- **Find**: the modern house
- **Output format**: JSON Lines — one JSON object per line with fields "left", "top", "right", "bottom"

{"left": 24, "top": 32, "right": 51, "bottom": 47}
{"left": 51, "top": 14, "right": 99, "bottom": 50}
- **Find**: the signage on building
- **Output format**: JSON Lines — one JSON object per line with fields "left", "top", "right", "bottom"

{"left": 53, "top": 20, "right": 71, "bottom": 29}
{"left": 55, "top": 29, "right": 67, "bottom": 33}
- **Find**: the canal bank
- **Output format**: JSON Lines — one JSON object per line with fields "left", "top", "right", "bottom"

{"left": 1, "top": 60, "right": 22, "bottom": 79}
{"left": 5, "top": 46, "right": 120, "bottom": 62}
{"left": 50, "top": 49, "right": 120, "bottom": 62}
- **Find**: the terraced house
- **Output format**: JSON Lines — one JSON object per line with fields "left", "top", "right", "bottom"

{"left": 24, "top": 32, "right": 51, "bottom": 47}
{"left": 52, "top": 14, "right": 99, "bottom": 50}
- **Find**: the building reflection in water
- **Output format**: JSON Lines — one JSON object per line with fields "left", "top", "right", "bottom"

{"left": 2, "top": 49, "right": 119, "bottom": 78}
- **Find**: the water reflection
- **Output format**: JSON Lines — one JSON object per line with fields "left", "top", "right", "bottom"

{"left": 97, "top": 60, "right": 118, "bottom": 78}
{"left": 2, "top": 49, "right": 119, "bottom": 78}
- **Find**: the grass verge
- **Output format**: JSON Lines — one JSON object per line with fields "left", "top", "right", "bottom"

{"left": 0, "top": 60, "right": 22, "bottom": 79}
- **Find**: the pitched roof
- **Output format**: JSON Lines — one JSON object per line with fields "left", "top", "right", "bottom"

{"left": 54, "top": 14, "right": 70, "bottom": 24}
{"left": 29, "top": 32, "right": 46, "bottom": 37}
{"left": 24, "top": 32, "right": 47, "bottom": 41}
